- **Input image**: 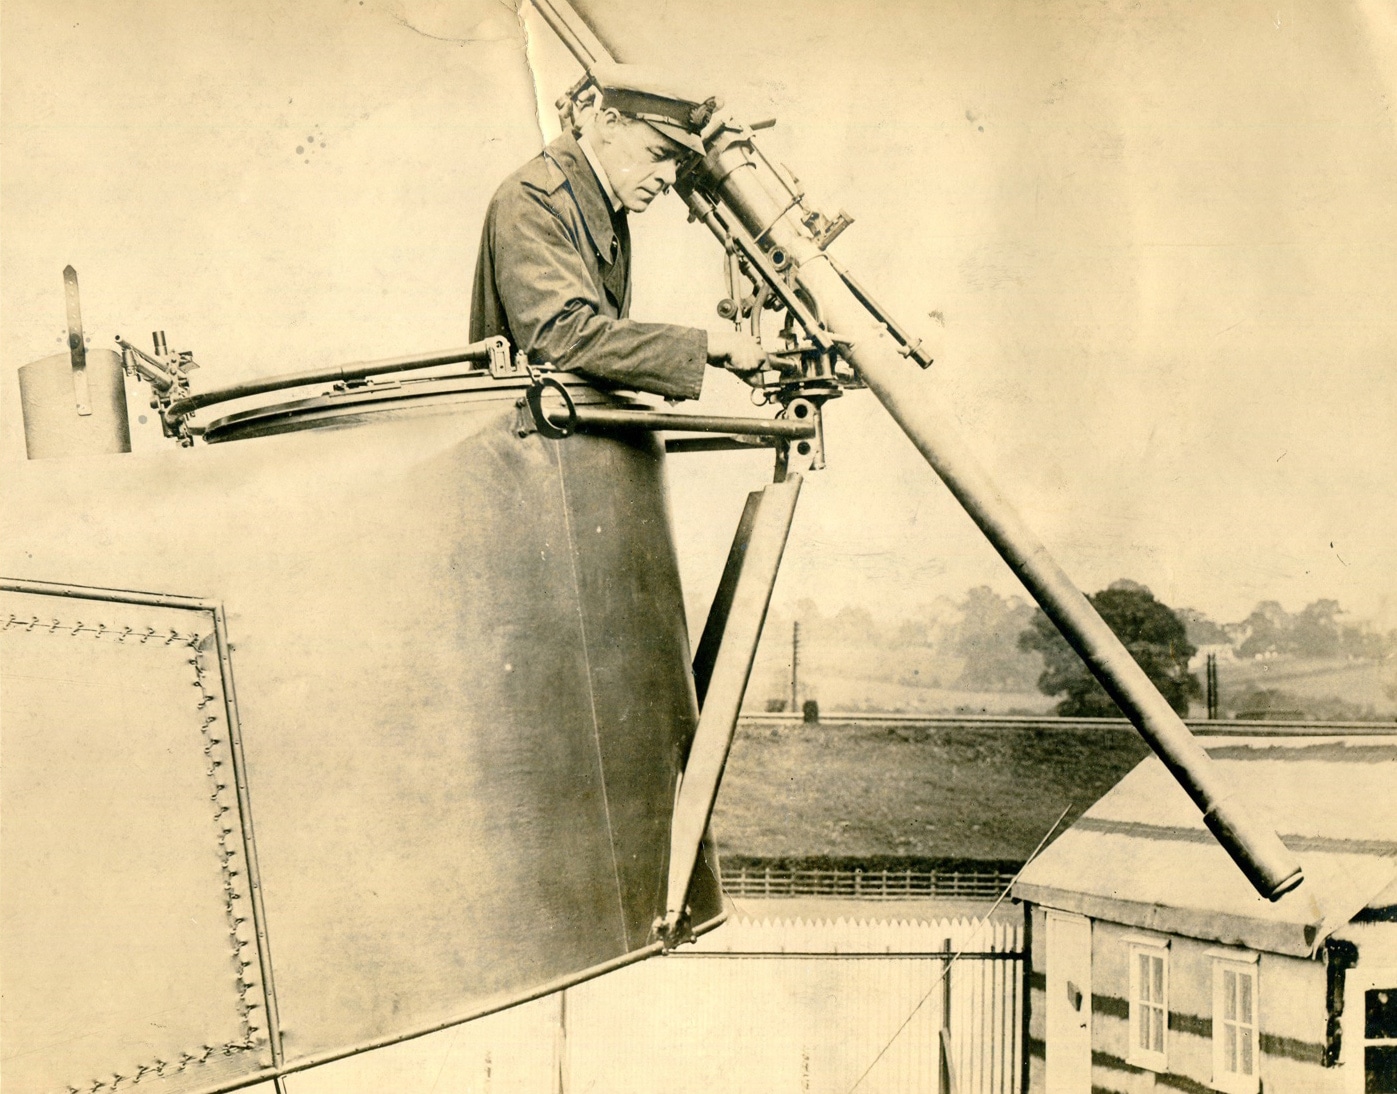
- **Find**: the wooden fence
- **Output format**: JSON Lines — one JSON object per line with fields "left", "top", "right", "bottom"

{"left": 721, "top": 862, "right": 1020, "bottom": 900}
{"left": 294, "top": 914, "right": 1025, "bottom": 1094}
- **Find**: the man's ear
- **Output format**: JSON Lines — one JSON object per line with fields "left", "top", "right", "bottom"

{"left": 592, "top": 107, "right": 623, "bottom": 142}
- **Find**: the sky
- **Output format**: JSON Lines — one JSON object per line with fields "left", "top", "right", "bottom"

{"left": 3, "top": 0, "right": 1395, "bottom": 631}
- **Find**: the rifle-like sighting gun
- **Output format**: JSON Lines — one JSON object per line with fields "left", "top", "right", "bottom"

{"left": 678, "top": 144, "right": 931, "bottom": 400}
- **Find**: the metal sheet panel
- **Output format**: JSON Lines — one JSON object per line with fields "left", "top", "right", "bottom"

{"left": 556, "top": 434, "right": 724, "bottom": 945}
{"left": 0, "top": 591, "right": 272, "bottom": 1094}
{"left": 1, "top": 387, "right": 723, "bottom": 1085}
{"left": 17, "top": 349, "right": 132, "bottom": 459}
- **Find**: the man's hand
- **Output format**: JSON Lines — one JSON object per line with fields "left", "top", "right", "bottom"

{"left": 706, "top": 328, "right": 765, "bottom": 377}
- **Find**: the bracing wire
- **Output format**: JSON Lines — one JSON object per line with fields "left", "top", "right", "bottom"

{"left": 843, "top": 802, "right": 1074, "bottom": 1094}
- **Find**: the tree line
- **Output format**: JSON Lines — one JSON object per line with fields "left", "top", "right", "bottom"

{"left": 773, "top": 584, "right": 1395, "bottom": 718}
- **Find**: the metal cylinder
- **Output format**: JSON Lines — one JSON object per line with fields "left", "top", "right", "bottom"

{"left": 699, "top": 131, "right": 1304, "bottom": 900}
{"left": 16, "top": 349, "right": 131, "bottom": 459}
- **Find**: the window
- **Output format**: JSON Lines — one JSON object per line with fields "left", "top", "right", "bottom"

{"left": 1129, "top": 941, "right": 1169, "bottom": 1071}
{"left": 1365, "top": 984, "right": 1397, "bottom": 1094}
{"left": 1212, "top": 958, "right": 1259, "bottom": 1094}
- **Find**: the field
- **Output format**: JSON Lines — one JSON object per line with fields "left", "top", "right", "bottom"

{"left": 710, "top": 719, "right": 1150, "bottom": 864}
{"left": 747, "top": 647, "right": 1395, "bottom": 720}
{"left": 1215, "top": 655, "right": 1395, "bottom": 719}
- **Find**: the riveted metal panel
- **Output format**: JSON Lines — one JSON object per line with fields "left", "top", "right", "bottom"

{"left": 1, "top": 383, "right": 723, "bottom": 1088}
{"left": 0, "top": 589, "right": 273, "bottom": 1094}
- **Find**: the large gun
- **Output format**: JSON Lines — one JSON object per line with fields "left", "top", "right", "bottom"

{"left": 528, "top": 0, "right": 1304, "bottom": 909}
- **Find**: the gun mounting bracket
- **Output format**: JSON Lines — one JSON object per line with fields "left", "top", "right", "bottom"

{"left": 516, "top": 380, "right": 819, "bottom": 450}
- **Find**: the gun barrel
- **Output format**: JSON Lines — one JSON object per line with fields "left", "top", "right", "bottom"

{"left": 698, "top": 133, "right": 1303, "bottom": 901}
{"left": 527, "top": 0, "right": 619, "bottom": 69}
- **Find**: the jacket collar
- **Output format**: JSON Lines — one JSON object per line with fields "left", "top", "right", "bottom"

{"left": 575, "top": 133, "right": 620, "bottom": 211}
{"left": 545, "top": 131, "right": 619, "bottom": 264}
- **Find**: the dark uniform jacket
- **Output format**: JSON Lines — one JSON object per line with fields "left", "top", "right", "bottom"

{"left": 470, "top": 132, "right": 707, "bottom": 400}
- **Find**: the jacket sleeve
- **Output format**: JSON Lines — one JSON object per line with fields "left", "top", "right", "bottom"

{"left": 489, "top": 185, "right": 708, "bottom": 401}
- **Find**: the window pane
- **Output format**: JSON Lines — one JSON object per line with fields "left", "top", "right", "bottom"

{"left": 1153, "top": 1007, "right": 1164, "bottom": 1052}
{"left": 1240, "top": 973, "right": 1253, "bottom": 1024}
{"left": 1225, "top": 970, "right": 1237, "bottom": 1020}
{"left": 1152, "top": 956, "right": 1163, "bottom": 1000}
{"left": 1139, "top": 1011, "right": 1150, "bottom": 1050}
{"left": 1369, "top": 988, "right": 1397, "bottom": 1040}
{"left": 1226, "top": 1024, "right": 1238, "bottom": 1072}
{"left": 1241, "top": 1029, "right": 1253, "bottom": 1075}
{"left": 1366, "top": 1045, "right": 1397, "bottom": 1094}
{"left": 1139, "top": 954, "right": 1152, "bottom": 1001}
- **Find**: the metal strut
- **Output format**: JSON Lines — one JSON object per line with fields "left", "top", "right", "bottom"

{"left": 62, "top": 265, "right": 92, "bottom": 416}
{"left": 658, "top": 473, "right": 803, "bottom": 948}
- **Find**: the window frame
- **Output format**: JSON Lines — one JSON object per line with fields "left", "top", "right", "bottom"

{"left": 1211, "top": 955, "right": 1260, "bottom": 1094}
{"left": 1127, "top": 939, "right": 1170, "bottom": 1072}
{"left": 1346, "top": 966, "right": 1397, "bottom": 1094}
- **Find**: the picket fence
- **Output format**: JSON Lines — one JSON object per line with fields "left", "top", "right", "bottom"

{"left": 721, "top": 863, "right": 1020, "bottom": 900}
{"left": 294, "top": 914, "right": 1024, "bottom": 1094}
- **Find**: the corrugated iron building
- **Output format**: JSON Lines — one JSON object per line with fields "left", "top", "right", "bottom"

{"left": 1013, "top": 735, "right": 1397, "bottom": 1094}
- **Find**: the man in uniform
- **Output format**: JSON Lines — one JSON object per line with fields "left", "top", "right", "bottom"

{"left": 470, "top": 63, "right": 762, "bottom": 399}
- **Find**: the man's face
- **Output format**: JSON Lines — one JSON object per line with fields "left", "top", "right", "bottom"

{"left": 591, "top": 111, "right": 684, "bottom": 213}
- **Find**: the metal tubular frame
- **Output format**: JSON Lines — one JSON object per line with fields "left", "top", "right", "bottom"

{"left": 569, "top": 405, "right": 814, "bottom": 438}
{"left": 162, "top": 340, "right": 505, "bottom": 421}
{"left": 526, "top": 398, "right": 817, "bottom": 442}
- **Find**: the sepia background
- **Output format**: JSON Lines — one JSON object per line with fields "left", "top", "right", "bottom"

{"left": 3, "top": 0, "right": 1395, "bottom": 1089}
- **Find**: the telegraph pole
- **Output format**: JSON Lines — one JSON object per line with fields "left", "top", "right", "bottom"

{"left": 790, "top": 621, "right": 800, "bottom": 713}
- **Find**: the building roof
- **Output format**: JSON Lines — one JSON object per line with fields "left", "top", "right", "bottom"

{"left": 1013, "top": 736, "right": 1397, "bottom": 956}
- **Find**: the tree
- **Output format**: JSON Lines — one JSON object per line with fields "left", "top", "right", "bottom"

{"left": 1233, "top": 597, "right": 1380, "bottom": 660}
{"left": 1237, "top": 600, "right": 1291, "bottom": 658}
{"left": 1291, "top": 599, "right": 1343, "bottom": 657}
{"left": 1176, "top": 606, "right": 1228, "bottom": 647}
{"left": 1018, "top": 579, "right": 1201, "bottom": 717}
{"left": 953, "top": 586, "right": 1042, "bottom": 692}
